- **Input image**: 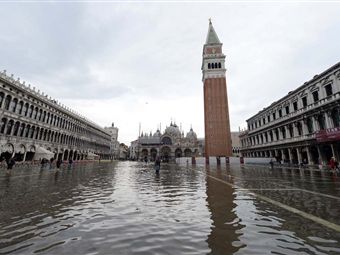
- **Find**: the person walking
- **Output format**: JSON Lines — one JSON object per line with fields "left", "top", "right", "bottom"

{"left": 154, "top": 156, "right": 161, "bottom": 173}
{"left": 329, "top": 157, "right": 336, "bottom": 171}
{"left": 6, "top": 157, "right": 15, "bottom": 173}
{"left": 56, "top": 159, "right": 62, "bottom": 170}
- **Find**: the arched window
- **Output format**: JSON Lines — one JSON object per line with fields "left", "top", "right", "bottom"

{"left": 17, "top": 101, "right": 23, "bottom": 114}
{"left": 281, "top": 127, "right": 286, "bottom": 139}
{"left": 331, "top": 108, "right": 340, "bottom": 128}
{"left": 13, "top": 121, "right": 20, "bottom": 136}
{"left": 0, "top": 92, "right": 4, "bottom": 108}
{"left": 27, "top": 105, "right": 33, "bottom": 118}
{"left": 19, "top": 123, "right": 26, "bottom": 137}
{"left": 39, "top": 128, "right": 44, "bottom": 140}
{"left": 218, "top": 63, "right": 221, "bottom": 68}
{"left": 33, "top": 107, "right": 38, "bottom": 119}
{"left": 208, "top": 63, "right": 211, "bottom": 69}
{"left": 25, "top": 125, "right": 31, "bottom": 138}
{"left": 11, "top": 98, "right": 18, "bottom": 112}
{"left": 275, "top": 129, "right": 279, "bottom": 140}
{"left": 43, "top": 129, "right": 48, "bottom": 140}
{"left": 318, "top": 114, "right": 326, "bottom": 130}
{"left": 35, "top": 127, "right": 40, "bottom": 140}
{"left": 23, "top": 103, "right": 29, "bottom": 116}
{"left": 288, "top": 124, "right": 294, "bottom": 137}
{"left": 214, "top": 63, "right": 218, "bottom": 68}
{"left": 46, "top": 112, "right": 50, "bottom": 124}
{"left": 38, "top": 109, "right": 42, "bottom": 121}
{"left": 4, "top": 95, "right": 11, "bottom": 110}
{"left": 6, "top": 120, "right": 13, "bottom": 135}
{"left": 307, "top": 118, "right": 314, "bottom": 133}
{"left": 161, "top": 137, "right": 172, "bottom": 145}
{"left": 0, "top": 118, "right": 7, "bottom": 133}
{"left": 29, "top": 126, "right": 35, "bottom": 139}
{"left": 42, "top": 111, "right": 46, "bottom": 122}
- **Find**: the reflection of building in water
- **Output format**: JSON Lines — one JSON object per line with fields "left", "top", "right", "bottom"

{"left": 0, "top": 71, "right": 111, "bottom": 162}
{"left": 205, "top": 167, "right": 242, "bottom": 254}
{"left": 130, "top": 122, "right": 203, "bottom": 162}
{"left": 240, "top": 62, "right": 340, "bottom": 166}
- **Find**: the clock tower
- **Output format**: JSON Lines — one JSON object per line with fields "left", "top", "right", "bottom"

{"left": 202, "top": 19, "right": 232, "bottom": 160}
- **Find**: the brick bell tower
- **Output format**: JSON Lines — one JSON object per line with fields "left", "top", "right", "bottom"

{"left": 202, "top": 19, "right": 232, "bottom": 160}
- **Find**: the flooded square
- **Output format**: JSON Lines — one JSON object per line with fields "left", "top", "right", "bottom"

{"left": 0, "top": 162, "right": 340, "bottom": 254}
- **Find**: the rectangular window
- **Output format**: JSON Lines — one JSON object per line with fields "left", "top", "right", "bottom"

{"left": 302, "top": 97, "right": 307, "bottom": 108}
{"left": 293, "top": 101, "right": 298, "bottom": 111}
{"left": 285, "top": 106, "right": 290, "bottom": 115}
{"left": 267, "top": 115, "right": 270, "bottom": 123}
{"left": 325, "top": 84, "right": 333, "bottom": 97}
{"left": 272, "top": 112, "right": 276, "bottom": 120}
{"left": 312, "top": 91, "right": 319, "bottom": 102}
{"left": 278, "top": 109, "right": 282, "bottom": 118}
{"left": 263, "top": 118, "right": 265, "bottom": 125}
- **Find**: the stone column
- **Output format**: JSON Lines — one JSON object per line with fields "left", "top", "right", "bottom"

{"left": 270, "top": 150, "right": 274, "bottom": 158}
{"left": 288, "top": 148, "right": 293, "bottom": 163}
{"left": 22, "top": 151, "right": 27, "bottom": 162}
{"left": 317, "top": 145, "right": 325, "bottom": 166}
{"left": 292, "top": 123, "right": 297, "bottom": 137}
{"left": 285, "top": 126, "right": 290, "bottom": 139}
{"left": 297, "top": 148, "right": 302, "bottom": 165}
{"left": 281, "top": 149, "right": 286, "bottom": 161}
{"left": 302, "top": 120, "right": 308, "bottom": 135}
{"left": 312, "top": 116, "right": 319, "bottom": 132}
{"left": 278, "top": 128, "right": 283, "bottom": 140}
{"left": 331, "top": 144, "right": 338, "bottom": 162}
{"left": 325, "top": 111, "right": 333, "bottom": 129}
{"left": 306, "top": 146, "right": 313, "bottom": 164}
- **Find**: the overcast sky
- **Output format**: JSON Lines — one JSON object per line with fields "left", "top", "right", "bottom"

{"left": 0, "top": 2, "right": 339, "bottom": 144}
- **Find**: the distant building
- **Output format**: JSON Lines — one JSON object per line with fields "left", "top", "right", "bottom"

{"left": 240, "top": 62, "right": 340, "bottom": 166}
{"left": 202, "top": 19, "right": 232, "bottom": 159}
{"left": 119, "top": 143, "right": 129, "bottom": 160}
{"left": 130, "top": 122, "right": 201, "bottom": 162}
{"left": 231, "top": 131, "right": 241, "bottom": 157}
{"left": 104, "top": 123, "right": 120, "bottom": 159}
{"left": 129, "top": 140, "right": 138, "bottom": 160}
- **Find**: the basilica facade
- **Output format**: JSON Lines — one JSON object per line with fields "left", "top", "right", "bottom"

{"left": 130, "top": 123, "right": 201, "bottom": 162}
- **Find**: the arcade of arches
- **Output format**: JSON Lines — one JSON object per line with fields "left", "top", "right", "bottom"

{"left": 0, "top": 73, "right": 111, "bottom": 162}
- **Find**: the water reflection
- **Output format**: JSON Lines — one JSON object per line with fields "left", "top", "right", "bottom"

{"left": 1, "top": 162, "right": 340, "bottom": 254}
{"left": 205, "top": 165, "right": 244, "bottom": 254}
{"left": 0, "top": 162, "right": 117, "bottom": 254}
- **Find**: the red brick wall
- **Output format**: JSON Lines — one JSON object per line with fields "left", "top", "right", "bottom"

{"left": 204, "top": 77, "right": 232, "bottom": 156}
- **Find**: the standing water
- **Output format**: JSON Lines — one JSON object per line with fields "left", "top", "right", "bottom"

{"left": 0, "top": 161, "right": 339, "bottom": 254}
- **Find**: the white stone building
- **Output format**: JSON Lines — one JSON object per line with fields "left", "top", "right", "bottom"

{"left": 0, "top": 70, "right": 111, "bottom": 162}
{"left": 231, "top": 131, "right": 241, "bottom": 157}
{"left": 104, "top": 123, "right": 120, "bottom": 159}
{"left": 240, "top": 62, "right": 340, "bottom": 166}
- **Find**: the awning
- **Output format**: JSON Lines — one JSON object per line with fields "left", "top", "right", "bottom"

{"left": 33, "top": 146, "right": 54, "bottom": 160}
{"left": 87, "top": 152, "right": 99, "bottom": 160}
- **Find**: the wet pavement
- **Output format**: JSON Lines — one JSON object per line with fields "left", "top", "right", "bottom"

{"left": 0, "top": 161, "right": 339, "bottom": 254}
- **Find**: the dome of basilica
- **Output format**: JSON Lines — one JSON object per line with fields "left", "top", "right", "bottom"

{"left": 186, "top": 128, "right": 197, "bottom": 140}
{"left": 164, "top": 123, "right": 181, "bottom": 138}
{"left": 153, "top": 129, "right": 161, "bottom": 137}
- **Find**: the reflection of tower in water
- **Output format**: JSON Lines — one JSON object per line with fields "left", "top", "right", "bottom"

{"left": 205, "top": 166, "right": 243, "bottom": 254}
